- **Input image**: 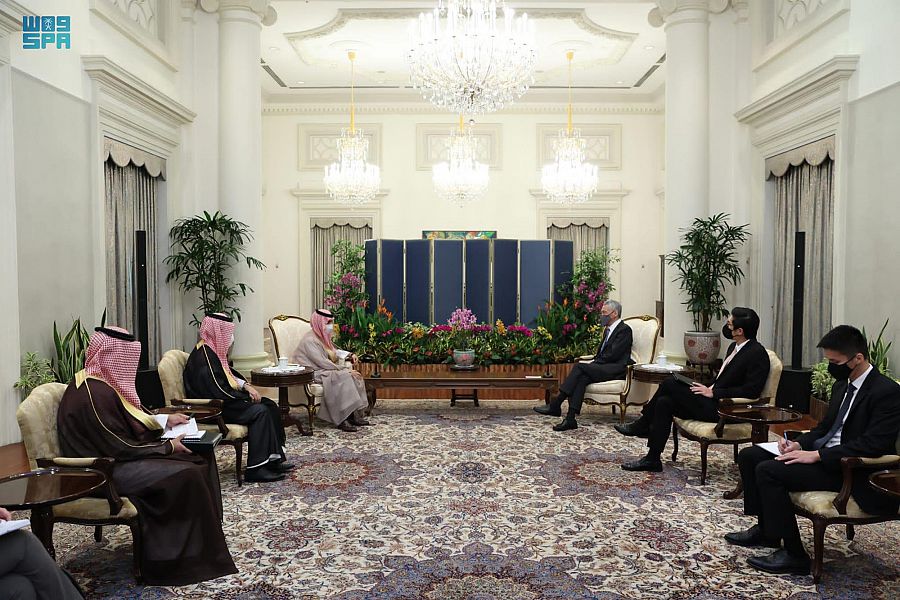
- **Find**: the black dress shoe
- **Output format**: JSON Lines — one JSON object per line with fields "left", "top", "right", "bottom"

{"left": 273, "top": 461, "right": 295, "bottom": 473}
{"left": 552, "top": 417, "right": 578, "bottom": 431}
{"left": 534, "top": 405, "right": 562, "bottom": 417}
{"left": 244, "top": 466, "right": 286, "bottom": 483}
{"left": 614, "top": 420, "right": 649, "bottom": 438}
{"left": 747, "top": 549, "right": 810, "bottom": 575}
{"left": 348, "top": 415, "right": 372, "bottom": 426}
{"left": 337, "top": 420, "right": 359, "bottom": 432}
{"left": 621, "top": 455, "right": 663, "bottom": 472}
{"left": 724, "top": 525, "right": 780, "bottom": 548}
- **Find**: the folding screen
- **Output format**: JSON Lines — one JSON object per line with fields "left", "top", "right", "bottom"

{"left": 491, "top": 239, "right": 519, "bottom": 325}
{"left": 405, "top": 239, "right": 431, "bottom": 324}
{"left": 552, "top": 239, "right": 574, "bottom": 304}
{"left": 464, "top": 239, "right": 491, "bottom": 323}
{"left": 520, "top": 240, "right": 551, "bottom": 327}
{"left": 433, "top": 240, "right": 463, "bottom": 324}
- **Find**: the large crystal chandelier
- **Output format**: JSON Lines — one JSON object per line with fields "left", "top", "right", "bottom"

{"left": 541, "top": 51, "right": 598, "bottom": 204}
{"left": 408, "top": 0, "right": 536, "bottom": 114}
{"left": 433, "top": 116, "right": 489, "bottom": 207}
{"left": 324, "top": 51, "right": 381, "bottom": 204}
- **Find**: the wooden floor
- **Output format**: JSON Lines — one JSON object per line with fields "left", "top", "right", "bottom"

{"left": 0, "top": 414, "right": 819, "bottom": 481}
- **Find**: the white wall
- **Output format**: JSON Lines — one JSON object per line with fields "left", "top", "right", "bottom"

{"left": 261, "top": 107, "right": 665, "bottom": 324}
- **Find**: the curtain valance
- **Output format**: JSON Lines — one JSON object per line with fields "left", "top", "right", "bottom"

{"left": 546, "top": 217, "right": 610, "bottom": 229}
{"left": 310, "top": 217, "right": 372, "bottom": 229}
{"left": 765, "top": 136, "right": 835, "bottom": 178}
{"left": 103, "top": 137, "right": 166, "bottom": 179}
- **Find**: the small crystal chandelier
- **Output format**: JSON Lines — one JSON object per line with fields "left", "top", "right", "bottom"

{"left": 408, "top": 0, "right": 537, "bottom": 114}
{"left": 324, "top": 51, "right": 381, "bottom": 204}
{"left": 433, "top": 116, "right": 489, "bottom": 207}
{"left": 541, "top": 51, "right": 598, "bottom": 204}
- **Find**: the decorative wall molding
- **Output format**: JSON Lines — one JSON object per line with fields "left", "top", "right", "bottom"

{"left": 415, "top": 123, "right": 502, "bottom": 171}
{"left": 774, "top": 0, "right": 833, "bottom": 38}
{"left": 537, "top": 124, "right": 622, "bottom": 171}
{"left": 90, "top": 0, "right": 177, "bottom": 71}
{"left": 735, "top": 55, "right": 857, "bottom": 156}
{"left": 754, "top": 0, "right": 849, "bottom": 72}
{"left": 0, "top": 1, "right": 31, "bottom": 65}
{"left": 290, "top": 186, "right": 389, "bottom": 204}
{"left": 297, "top": 124, "right": 382, "bottom": 171}
{"left": 265, "top": 102, "right": 663, "bottom": 116}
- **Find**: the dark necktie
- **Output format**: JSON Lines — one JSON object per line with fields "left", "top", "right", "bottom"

{"left": 812, "top": 382, "right": 856, "bottom": 450}
{"left": 599, "top": 327, "right": 611, "bottom": 355}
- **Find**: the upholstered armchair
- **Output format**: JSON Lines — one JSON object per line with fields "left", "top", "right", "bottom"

{"left": 268, "top": 314, "right": 324, "bottom": 425}
{"left": 671, "top": 349, "right": 784, "bottom": 485}
{"left": 15, "top": 383, "right": 142, "bottom": 578}
{"left": 157, "top": 349, "right": 249, "bottom": 486}
{"left": 581, "top": 315, "right": 661, "bottom": 423}
{"left": 786, "top": 430, "right": 900, "bottom": 582}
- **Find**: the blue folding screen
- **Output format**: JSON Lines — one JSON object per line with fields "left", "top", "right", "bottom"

{"left": 364, "top": 239, "right": 573, "bottom": 325}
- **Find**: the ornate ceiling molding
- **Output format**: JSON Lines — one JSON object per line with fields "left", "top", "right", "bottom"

{"left": 263, "top": 103, "right": 663, "bottom": 116}
{"left": 648, "top": 0, "right": 732, "bottom": 28}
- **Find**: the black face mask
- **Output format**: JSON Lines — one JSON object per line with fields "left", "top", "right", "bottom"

{"left": 599, "top": 315, "right": 612, "bottom": 327}
{"left": 722, "top": 324, "right": 734, "bottom": 340}
{"left": 827, "top": 360, "right": 854, "bottom": 381}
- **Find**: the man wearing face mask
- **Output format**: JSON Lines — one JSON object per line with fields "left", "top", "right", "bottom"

{"left": 726, "top": 325, "right": 900, "bottom": 575}
{"left": 534, "top": 299, "right": 633, "bottom": 431}
{"left": 615, "top": 306, "right": 770, "bottom": 472}
{"left": 183, "top": 313, "right": 292, "bottom": 483}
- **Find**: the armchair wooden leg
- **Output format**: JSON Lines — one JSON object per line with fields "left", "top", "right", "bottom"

{"left": 671, "top": 424, "right": 679, "bottom": 462}
{"left": 234, "top": 442, "right": 244, "bottom": 487}
{"left": 94, "top": 526, "right": 102, "bottom": 542}
{"left": 618, "top": 400, "right": 627, "bottom": 424}
{"left": 129, "top": 518, "right": 143, "bottom": 582}
{"left": 812, "top": 518, "right": 827, "bottom": 583}
{"left": 846, "top": 524, "right": 855, "bottom": 540}
{"left": 733, "top": 444, "right": 739, "bottom": 464}
{"left": 699, "top": 442, "right": 709, "bottom": 485}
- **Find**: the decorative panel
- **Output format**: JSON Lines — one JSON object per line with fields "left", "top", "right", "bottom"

{"left": 364, "top": 239, "right": 378, "bottom": 312}
{"left": 552, "top": 240, "right": 574, "bottom": 304}
{"left": 537, "top": 123, "right": 622, "bottom": 170}
{"left": 774, "top": 0, "right": 833, "bottom": 38}
{"left": 416, "top": 123, "right": 502, "bottom": 170}
{"left": 298, "top": 124, "right": 382, "bottom": 171}
{"left": 405, "top": 240, "right": 431, "bottom": 324}
{"left": 465, "top": 239, "right": 491, "bottom": 322}
{"left": 110, "top": 0, "right": 158, "bottom": 37}
{"left": 380, "top": 240, "right": 404, "bottom": 322}
{"left": 433, "top": 240, "right": 463, "bottom": 324}
{"left": 519, "top": 241, "right": 551, "bottom": 328}
{"left": 492, "top": 240, "right": 519, "bottom": 326}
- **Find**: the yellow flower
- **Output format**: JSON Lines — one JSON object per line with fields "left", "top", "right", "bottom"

{"left": 411, "top": 326, "right": 425, "bottom": 339}
{"left": 536, "top": 326, "right": 552, "bottom": 340}
{"left": 495, "top": 319, "right": 506, "bottom": 336}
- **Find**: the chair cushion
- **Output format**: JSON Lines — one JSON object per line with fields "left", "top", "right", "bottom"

{"left": 16, "top": 383, "right": 68, "bottom": 469}
{"left": 673, "top": 417, "right": 752, "bottom": 440}
{"left": 199, "top": 423, "right": 248, "bottom": 441}
{"left": 789, "top": 491, "right": 890, "bottom": 519}
{"left": 53, "top": 497, "right": 138, "bottom": 520}
{"left": 584, "top": 380, "right": 626, "bottom": 395}
{"left": 308, "top": 383, "right": 324, "bottom": 396}
{"left": 158, "top": 350, "right": 189, "bottom": 404}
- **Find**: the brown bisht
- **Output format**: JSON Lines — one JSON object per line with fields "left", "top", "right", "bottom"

{"left": 57, "top": 373, "right": 237, "bottom": 586}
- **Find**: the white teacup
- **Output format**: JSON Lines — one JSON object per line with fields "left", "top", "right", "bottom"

{"left": 277, "top": 356, "right": 288, "bottom": 369}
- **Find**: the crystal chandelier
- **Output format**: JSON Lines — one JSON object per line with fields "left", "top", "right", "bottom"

{"left": 408, "top": 0, "right": 536, "bottom": 114}
{"left": 324, "top": 51, "right": 381, "bottom": 204}
{"left": 433, "top": 116, "right": 489, "bottom": 207}
{"left": 541, "top": 51, "right": 598, "bottom": 204}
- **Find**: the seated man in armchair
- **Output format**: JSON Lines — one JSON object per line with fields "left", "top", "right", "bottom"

{"left": 615, "top": 307, "right": 770, "bottom": 472}
{"left": 725, "top": 325, "right": 900, "bottom": 575}
{"left": 534, "top": 300, "right": 633, "bottom": 431}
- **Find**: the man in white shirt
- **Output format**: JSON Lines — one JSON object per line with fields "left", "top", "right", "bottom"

{"left": 726, "top": 325, "right": 900, "bottom": 575}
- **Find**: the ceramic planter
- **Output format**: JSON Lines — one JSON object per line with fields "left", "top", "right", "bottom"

{"left": 683, "top": 331, "right": 720, "bottom": 365}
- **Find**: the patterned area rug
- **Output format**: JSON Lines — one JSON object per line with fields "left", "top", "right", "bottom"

{"left": 46, "top": 401, "right": 899, "bottom": 599}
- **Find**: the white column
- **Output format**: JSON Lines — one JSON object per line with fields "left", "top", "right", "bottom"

{"left": 210, "top": 0, "right": 276, "bottom": 371}
{"left": 649, "top": 0, "right": 727, "bottom": 359}
{"left": 0, "top": 5, "right": 25, "bottom": 445}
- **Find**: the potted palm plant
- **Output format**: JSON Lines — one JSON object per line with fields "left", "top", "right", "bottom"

{"left": 665, "top": 213, "right": 750, "bottom": 364}
{"left": 165, "top": 211, "right": 265, "bottom": 325}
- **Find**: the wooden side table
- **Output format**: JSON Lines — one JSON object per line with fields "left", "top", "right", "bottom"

{"left": 250, "top": 368, "right": 316, "bottom": 436}
{"left": 0, "top": 468, "right": 107, "bottom": 559}
{"left": 869, "top": 470, "right": 900, "bottom": 500}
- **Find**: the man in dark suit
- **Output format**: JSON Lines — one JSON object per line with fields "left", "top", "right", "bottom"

{"left": 615, "top": 306, "right": 771, "bottom": 472}
{"left": 534, "top": 299, "right": 633, "bottom": 431}
{"left": 725, "top": 325, "right": 900, "bottom": 575}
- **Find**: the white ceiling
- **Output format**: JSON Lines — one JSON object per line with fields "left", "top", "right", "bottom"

{"left": 261, "top": 1, "right": 665, "bottom": 105}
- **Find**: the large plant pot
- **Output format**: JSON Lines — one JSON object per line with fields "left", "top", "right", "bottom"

{"left": 683, "top": 331, "right": 720, "bottom": 365}
{"left": 452, "top": 349, "right": 476, "bottom": 367}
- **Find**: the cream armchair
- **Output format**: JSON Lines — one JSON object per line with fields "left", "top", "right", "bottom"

{"left": 268, "top": 314, "right": 324, "bottom": 429}
{"left": 671, "top": 349, "right": 784, "bottom": 485}
{"left": 581, "top": 315, "right": 661, "bottom": 423}
{"left": 16, "top": 383, "right": 142, "bottom": 578}
{"left": 787, "top": 430, "right": 900, "bottom": 582}
{"left": 158, "top": 350, "right": 249, "bottom": 486}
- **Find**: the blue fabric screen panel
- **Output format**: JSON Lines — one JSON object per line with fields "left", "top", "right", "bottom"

{"left": 492, "top": 239, "right": 518, "bottom": 325}
{"left": 380, "top": 240, "right": 404, "bottom": 320}
{"left": 433, "top": 240, "right": 463, "bottom": 324}
{"left": 520, "top": 240, "right": 551, "bottom": 327}
{"left": 405, "top": 240, "right": 431, "bottom": 324}
{"left": 465, "top": 239, "right": 490, "bottom": 322}
{"left": 552, "top": 240, "right": 574, "bottom": 304}
{"left": 364, "top": 239, "right": 378, "bottom": 312}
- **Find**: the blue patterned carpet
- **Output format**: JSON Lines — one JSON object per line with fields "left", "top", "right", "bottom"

{"left": 48, "top": 401, "right": 899, "bottom": 599}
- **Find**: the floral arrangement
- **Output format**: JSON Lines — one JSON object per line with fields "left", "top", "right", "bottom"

{"left": 448, "top": 308, "right": 477, "bottom": 350}
{"left": 323, "top": 240, "right": 368, "bottom": 324}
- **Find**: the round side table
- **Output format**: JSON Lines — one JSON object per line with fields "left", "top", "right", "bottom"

{"left": 0, "top": 468, "right": 107, "bottom": 559}
{"left": 251, "top": 368, "right": 315, "bottom": 436}
{"left": 869, "top": 470, "right": 900, "bottom": 500}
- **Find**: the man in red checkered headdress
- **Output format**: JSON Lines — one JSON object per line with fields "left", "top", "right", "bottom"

{"left": 57, "top": 326, "right": 236, "bottom": 585}
{"left": 183, "top": 313, "right": 292, "bottom": 483}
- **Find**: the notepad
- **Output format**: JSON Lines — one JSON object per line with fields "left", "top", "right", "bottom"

{"left": 524, "top": 375, "right": 543, "bottom": 379}
{"left": 0, "top": 519, "right": 30, "bottom": 537}
{"left": 152, "top": 416, "right": 204, "bottom": 440}
{"left": 756, "top": 441, "right": 782, "bottom": 455}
